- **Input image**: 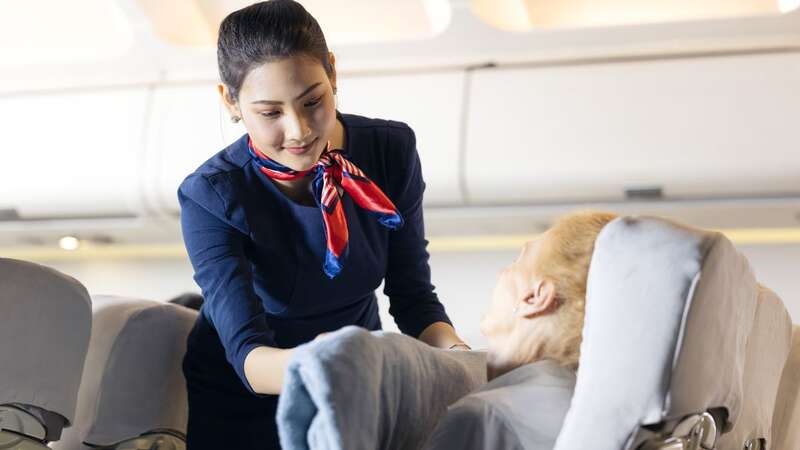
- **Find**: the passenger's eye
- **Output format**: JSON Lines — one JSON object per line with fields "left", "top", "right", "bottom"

{"left": 305, "top": 96, "right": 323, "bottom": 107}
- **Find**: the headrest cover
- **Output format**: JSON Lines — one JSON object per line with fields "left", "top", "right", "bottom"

{"left": 54, "top": 295, "right": 197, "bottom": 448}
{"left": 0, "top": 258, "right": 91, "bottom": 425}
{"left": 554, "top": 216, "right": 758, "bottom": 449}
{"left": 772, "top": 325, "right": 800, "bottom": 449}
{"left": 717, "top": 286, "right": 791, "bottom": 448}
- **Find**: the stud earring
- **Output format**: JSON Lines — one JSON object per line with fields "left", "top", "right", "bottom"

{"left": 231, "top": 115, "right": 241, "bottom": 123}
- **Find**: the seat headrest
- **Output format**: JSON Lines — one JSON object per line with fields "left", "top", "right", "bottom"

{"left": 717, "top": 286, "right": 792, "bottom": 448}
{"left": 0, "top": 258, "right": 91, "bottom": 426}
{"left": 554, "top": 216, "right": 759, "bottom": 449}
{"left": 53, "top": 295, "right": 197, "bottom": 449}
{"left": 772, "top": 325, "right": 800, "bottom": 449}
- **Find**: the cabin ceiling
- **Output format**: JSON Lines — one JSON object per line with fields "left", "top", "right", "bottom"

{"left": 2, "top": 0, "right": 799, "bottom": 69}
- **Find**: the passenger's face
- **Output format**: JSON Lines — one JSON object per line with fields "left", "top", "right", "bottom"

{"left": 480, "top": 233, "right": 548, "bottom": 350}
{"left": 226, "top": 55, "right": 337, "bottom": 171}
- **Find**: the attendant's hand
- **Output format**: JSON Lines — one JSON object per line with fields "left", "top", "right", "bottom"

{"left": 419, "top": 322, "right": 470, "bottom": 350}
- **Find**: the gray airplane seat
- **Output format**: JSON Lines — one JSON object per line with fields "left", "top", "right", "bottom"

{"left": 51, "top": 295, "right": 198, "bottom": 450}
{"left": 0, "top": 258, "right": 92, "bottom": 449}
{"left": 552, "top": 216, "right": 792, "bottom": 450}
{"left": 716, "top": 286, "right": 794, "bottom": 450}
{"left": 772, "top": 325, "right": 800, "bottom": 449}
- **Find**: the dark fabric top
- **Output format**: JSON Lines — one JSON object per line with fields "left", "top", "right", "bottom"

{"left": 178, "top": 111, "right": 452, "bottom": 393}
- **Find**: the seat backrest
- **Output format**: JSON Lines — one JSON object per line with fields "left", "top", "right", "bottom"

{"left": 717, "top": 286, "right": 792, "bottom": 449}
{"left": 772, "top": 325, "right": 800, "bottom": 449}
{"left": 0, "top": 258, "right": 91, "bottom": 441}
{"left": 553, "top": 216, "right": 772, "bottom": 449}
{"left": 51, "top": 295, "right": 198, "bottom": 450}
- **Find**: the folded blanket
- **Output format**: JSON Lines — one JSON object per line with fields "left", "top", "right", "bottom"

{"left": 276, "top": 326, "right": 487, "bottom": 450}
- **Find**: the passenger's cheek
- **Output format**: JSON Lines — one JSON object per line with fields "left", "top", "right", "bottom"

{"left": 492, "top": 271, "right": 516, "bottom": 307}
{"left": 480, "top": 306, "right": 506, "bottom": 337}
{"left": 479, "top": 315, "right": 489, "bottom": 336}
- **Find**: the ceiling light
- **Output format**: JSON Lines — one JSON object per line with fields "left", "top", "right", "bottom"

{"left": 135, "top": 0, "right": 216, "bottom": 47}
{"left": 778, "top": 0, "right": 800, "bottom": 13}
{"left": 58, "top": 236, "right": 81, "bottom": 251}
{"left": 136, "top": 0, "right": 451, "bottom": 47}
{"left": 0, "top": 0, "right": 133, "bottom": 67}
{"left": 472, "top": 0, "right": 794, "bottom": 31}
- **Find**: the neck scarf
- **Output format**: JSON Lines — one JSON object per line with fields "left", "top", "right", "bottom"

{"left": 248, "top": 138, "right": 403, "bottom": 279}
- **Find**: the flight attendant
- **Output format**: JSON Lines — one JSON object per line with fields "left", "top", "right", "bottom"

{"left": 178, "top": 1, "right": 469, "bottom": 448}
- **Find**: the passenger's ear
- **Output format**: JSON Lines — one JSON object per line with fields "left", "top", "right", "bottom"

{"left": 515, "top": 280, "right": 557, "bottom": 319}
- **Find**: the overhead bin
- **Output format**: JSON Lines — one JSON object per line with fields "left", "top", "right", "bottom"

{"left": 0, "top": 88, "right": 149, "bottom": 219}
{"left": 149, "top": 71, "right": 466, "bottom": 216}
{"left": 144, "top": 84, "right": 244, "bottom": 215}
{"left": 337, "top": 71, "right": 466, "bottom": 205}
{"left": 463, "top": 51, "right": 800, "bottom": 205}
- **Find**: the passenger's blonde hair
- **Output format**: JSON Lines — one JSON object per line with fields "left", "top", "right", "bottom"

{"left": 532, "top": 211, "right": 618, "bottom": 370}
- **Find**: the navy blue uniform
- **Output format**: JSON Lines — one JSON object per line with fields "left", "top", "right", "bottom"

{"left": 179, "top": 112, "right": 452, "bottom": 449}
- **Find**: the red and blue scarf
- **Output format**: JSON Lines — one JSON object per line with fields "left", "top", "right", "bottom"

{"left": 248, "top": 138, "right": 403, "bottom": 278}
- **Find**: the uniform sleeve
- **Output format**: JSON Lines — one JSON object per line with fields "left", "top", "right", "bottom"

{"left": 382, "top": 125, "right": 453, "bottom": 337}
{"left": 423, "top": 397, "right": 525, "bottom": 450}
{"left": 178, "top": 175, "right": 275, "bottom": 395}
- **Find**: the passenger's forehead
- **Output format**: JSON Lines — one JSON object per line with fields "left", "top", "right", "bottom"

{"left": 523, "top": 231, "right": 548, "bottom": 252}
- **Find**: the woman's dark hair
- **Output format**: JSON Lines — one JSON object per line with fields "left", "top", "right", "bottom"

{"left": 217, "top": 0, "right": 332, "bottom": 102}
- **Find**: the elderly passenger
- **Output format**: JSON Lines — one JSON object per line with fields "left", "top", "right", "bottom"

{"left": 425, "top": 211, "right": 618, "bottom": 450}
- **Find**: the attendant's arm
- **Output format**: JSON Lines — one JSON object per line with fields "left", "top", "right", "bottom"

{"left": 243, "top": 346, "right": 294, "bottom": 394}
{"left": 382, "top": 127, "right": 468, "bottom": 349}
{"left": 180, "top": 182, "right": 291, "bottom": 395}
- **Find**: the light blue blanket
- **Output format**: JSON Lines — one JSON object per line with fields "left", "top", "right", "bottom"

{"left": 276, "top": 326, "right": 487, "bottom": 450}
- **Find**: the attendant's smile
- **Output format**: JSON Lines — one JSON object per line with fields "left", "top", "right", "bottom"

{"left": 284, "top": 137, "right": 318, "bottom": 155}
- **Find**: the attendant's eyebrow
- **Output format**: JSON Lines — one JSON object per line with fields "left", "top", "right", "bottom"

{"left": 250, "top": 82, "right": 323, "bottom": 105}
